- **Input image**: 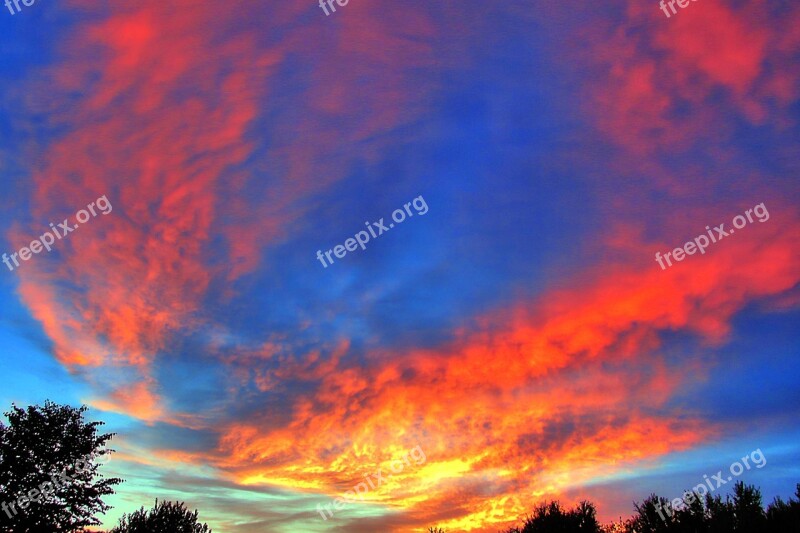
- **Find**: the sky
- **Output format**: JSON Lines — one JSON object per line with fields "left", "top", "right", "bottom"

{"left": 0, "top": 0, "right": 799, "bottom": 531}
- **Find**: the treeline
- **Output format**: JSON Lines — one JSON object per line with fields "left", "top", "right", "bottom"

{"left": 430, "top": 479, "right": 800, "bottom": 532}
{"left": 0, "top": 401, "right": 211, "bottom": 533}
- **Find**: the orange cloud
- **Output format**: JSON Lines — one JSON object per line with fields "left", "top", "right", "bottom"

{"left": 7, "top": 0, "right": 465, "bottom": 432}
{"left": 199, "top": 208, "right": 799, "bottom": 529}
{"left": 90, "top": 380, "right": 164, "bottom": 422}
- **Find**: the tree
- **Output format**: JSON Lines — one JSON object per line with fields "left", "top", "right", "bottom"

{"left": 630, "top": 494, "right": 675, "bottom": 533}
{"left": 766, "top": 484, "right": 800, "bottom": 533}
{"left": 730, "top": 481, "right": 766, "bottom": 533}
{"left": 600, "top": 517, "right": 634, "bottom": 533}
{"left": 574, "top": 500, "right": 602, "bottom": 531}
{"left": 0, "top": 401, "right": 121, "bottom": 532}
{"left": 705, "top": 493, "right": 735, "bottom": 533}
{"left": 503, "top": 500, "right": 602, "bottom": 533}
{"left": 670, "top": 490, "right": 707, "bottom": 533}
{"left": 500, "top": 482, "right": 800, "bottom": 533}
{"left": 110, "top": 500, "right": 212, "bottom": 533}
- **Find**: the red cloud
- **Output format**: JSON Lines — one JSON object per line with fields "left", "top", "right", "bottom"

{"left": 200, "top": 206, "right": 799, "bottom": 529}
{"left": 9, "top": 0, "right": 275, "bottom": 422}
{"left": 576, "top": 0, "right": 800, "bottom": 154}
{"left": 9, "top": 0, "right": 455, "bottom": 425}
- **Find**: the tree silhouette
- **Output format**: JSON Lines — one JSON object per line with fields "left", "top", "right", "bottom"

{"left": 731, "top": 481, "right": 766, "bottom": 533}
{"left": 600, "top": 517, "right": 634, "bottom": 533}
{"left": 0, "top": 401, "right": 121, "bottom": 532}
{"left": 631, "top": 494, "right": 675, "bottom": 533}
{"left": 765, "top": 484, "right": 800, "bottom": 533}
{"left": 574, "top": 500, "right": 601, "bottom": 531}
{"left": 504, "top": 500, "right": 602, "bottom": 532}
{"left": 705, "top": 493, "right": 735, "bottom": 533}
{"left": 110, "top": 500, "right": 212, "bottom": 533}
{"left": 501, "top": 481, "right": 800, "bottom": 533}
{"left": 671, "top": 490, "right": 706, "bottom": 533}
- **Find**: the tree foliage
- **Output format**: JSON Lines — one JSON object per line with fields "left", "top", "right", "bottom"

{"left": 495, "top": 481, "right": 800, "bottom": 533}
{"left": 110, "top": 500, "right": 212, "bottom": 533}
{"left": 765, "top": 484, "right": 800, "bottom": 533}
{"left": 0, "top": 401, "right": 121, "bottom": 532}
{"left": 503, "top": 500, "right": 602, "bottom": 533}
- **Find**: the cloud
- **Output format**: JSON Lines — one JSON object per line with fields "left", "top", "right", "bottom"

{"left": 7, "top": 0, "right": 448, "bottom": 424}
{"left": 573, "top": 0, "right": 800, "bottom": 155}
{"left": 185, "top": 210, "right": 796, "bottom": 529}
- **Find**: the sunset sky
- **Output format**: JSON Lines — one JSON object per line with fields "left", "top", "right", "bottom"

{"left": 0, "top": 0, "right": 799, "bottom": 531}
